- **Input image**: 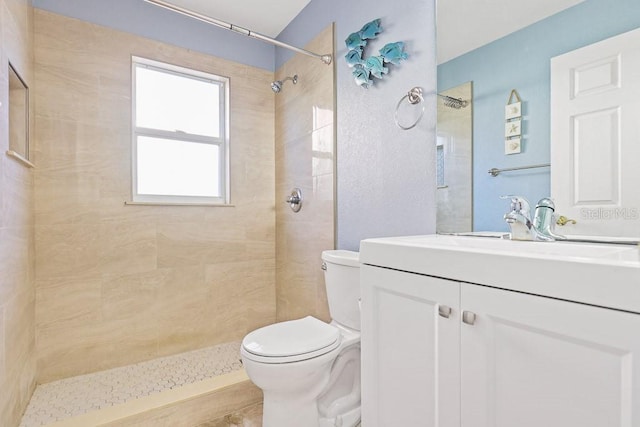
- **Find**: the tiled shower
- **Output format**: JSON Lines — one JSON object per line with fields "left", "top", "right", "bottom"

{"left": 1, "top": 2, "right": 335, "bottom": 426}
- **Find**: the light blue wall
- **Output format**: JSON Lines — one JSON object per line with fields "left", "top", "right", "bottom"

{"left": 438, "top": 0, "right": 640, "bottom": 232}
{"left": 279, "top": 0, "right": 438, "bottom": 250}
{"left": 32, "top": 0, "right": 275, "bottom": 70}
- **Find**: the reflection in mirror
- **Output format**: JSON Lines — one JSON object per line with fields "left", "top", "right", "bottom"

{"left": 436, "top": 82, "right": 472, "bottom": 233}
{"left": 8, "top": 62, "right": 31, "bottom": 166}
{"left": 437, "top": 0, "right": 640, "bottom": 235}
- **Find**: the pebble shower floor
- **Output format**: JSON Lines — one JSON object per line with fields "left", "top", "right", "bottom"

{"left": 19, "top": 341, "right": 243, "bottom": 426}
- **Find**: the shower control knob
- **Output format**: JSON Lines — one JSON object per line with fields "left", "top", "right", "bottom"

{"left": 286, "top": 188, "right": 303, "bottom": 212}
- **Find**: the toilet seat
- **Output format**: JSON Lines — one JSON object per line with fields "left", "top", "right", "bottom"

{"left": 242, "top": 316, "right": 341, "bottom": 364}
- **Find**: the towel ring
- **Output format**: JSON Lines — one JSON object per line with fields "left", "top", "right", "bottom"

{"left": 394, "top": 87, "right": 425, "bottom": 130}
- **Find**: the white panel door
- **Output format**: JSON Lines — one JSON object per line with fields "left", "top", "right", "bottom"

{"left": 461, "top": 283, "right": 640, "bottom": 427}
{"left": 551, "top": 27, "right": 640, "bottom": 237}
{"left": 360, "top": 265, "right": 460, "bottom": 427}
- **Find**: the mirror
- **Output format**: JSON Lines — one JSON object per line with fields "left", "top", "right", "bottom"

{"left": 8, "top": 62, "right": 30, "bottom": 165}
{"left": 436, "top": 0, "right": 640, "bottom": 235}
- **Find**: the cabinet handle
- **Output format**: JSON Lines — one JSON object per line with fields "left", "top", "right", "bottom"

{"left": 462, "top": 311, "right": 476, "bottom": 325}
{"left": 438, "top": 305, "right": 452, "bottom": 319}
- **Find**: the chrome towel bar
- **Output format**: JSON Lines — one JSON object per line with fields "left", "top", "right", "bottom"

{"left": 488, "top": 163, "right": 550, "bottom": 177}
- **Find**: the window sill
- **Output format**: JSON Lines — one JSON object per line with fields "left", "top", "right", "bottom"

{"left": 124, "top": 201, "right": 235, "bottom": 207}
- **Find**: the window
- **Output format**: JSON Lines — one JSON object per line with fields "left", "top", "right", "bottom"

{"left": 132, "top": 57, "right": 229, "bottom": 204}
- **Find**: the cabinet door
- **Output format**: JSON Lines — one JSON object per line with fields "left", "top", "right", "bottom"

{"left": 461, "top": 283, "right": 640, "bottom": 427}
{"left": 361, "top": 265, "right": 460, "bottom": 427}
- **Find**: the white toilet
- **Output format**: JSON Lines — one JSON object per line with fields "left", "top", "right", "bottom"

{"left": 241, "top": 250, "right": 361, "bottom": 427}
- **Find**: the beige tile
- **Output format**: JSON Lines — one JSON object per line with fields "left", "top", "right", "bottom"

{"left": 0, "top": 305, "right": 5, "bottom": 386}
{"left": 4, "top": 286, "right": 35, "bottom": 385}
{"left": 34, "top": 170, "right": 102, "bottom": 226}
{"left": 315, "top": 273, "right": 331, "bottom": 323}
{"left": 99, "top": 220, "right": 157, "bottom": 276}
{"left": 314, "top": 172, "right": 335, "bottom": 202}
{"left": 155, "top": 266, "right": 210, "bottom": 356}
{"left": 37, "top": 316, "right": 158, "bottom": 383}
{"left": 275, "top": 25, "right": 335, "bottom": 323}
{"left": 205, "top": 259, "right": 276, "bottom": 338}
{"left": 102, "top": 318, "right": 159, "bottom": 370}
{"left": 156, "top": 222, "right": 247, "bottom": 268}
{"left": 31, "top": 9, "right": 277, "bottom": 382}
{"left": 2, "top": 156, "right": 33, "bottom": 229}
{"left": 100, "top": 269, "right": 167, "bottom": 322}
{"left": 36, "top": 275, "right": 102, "bottom": 330}
{"left": 35, "top": 223, "right": 102, "bottom": 279}
{"left": 197, "top": 402, "right": 264, "bottom": 427}
{"left": 102, "top": 378, "right": 263, "bottom": 427}
{"left": 312, "top": 124, "right": 335, "bottom": 178}
{"left": 1, "top": 1, "right": 36, "bottom": 427}
{"left": 0, "top": 226, "right": 31, "bottom": 302}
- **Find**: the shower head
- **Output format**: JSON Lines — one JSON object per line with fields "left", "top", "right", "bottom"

{"left": 271, "top": 75, "right": 298, "bottom": 93}
{"left": 270, "top": 81, "right": 283, "bottom": 93}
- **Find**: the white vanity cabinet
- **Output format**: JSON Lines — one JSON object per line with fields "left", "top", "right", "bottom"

{"left": 360, "top": 265, "right": 460, "bottom": 427}
{"left": 460, "top": 282, "right": 640, "bottom": 427}
{"left": 360, "top": 235, "right": 640, "bottom": 427}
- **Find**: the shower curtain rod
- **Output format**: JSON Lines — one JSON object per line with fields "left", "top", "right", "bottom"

{"left": 144, "top": 0, "right": 333, "bottom": 65}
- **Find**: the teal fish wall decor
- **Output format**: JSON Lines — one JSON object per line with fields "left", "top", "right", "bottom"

{"left": 343, "top": 18, "right": 409, "bottom": 88}
{"left": 379, "top": 42, "right": 409, "bottom": 65}
{"left": 345, "top": 49, "right": 365, "bottom": 68}
{"left": 364, "top": 56, "right": 388, "bottom": 79}
{"left": 360, "top": 19, "right": 382, "bottom": 40}
{"left": 352, "top": 68, "right": 373, "bottom": 89}
{"left": 345, "top": 32, "right": 367, "bottom": 50}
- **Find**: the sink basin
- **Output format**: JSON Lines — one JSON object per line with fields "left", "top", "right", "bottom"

{"left": 436, "top": 232, "right": 640, "bottom": 262}
{"left": 371, "top": 234, "right": 640, "bottom": 263}
{"left": 360, "top": 234, "right": 640, "bottom": 314}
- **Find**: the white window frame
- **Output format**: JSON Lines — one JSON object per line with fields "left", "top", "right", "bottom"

{"left": 131, "top": 56, "right": 230, "bottom": 205}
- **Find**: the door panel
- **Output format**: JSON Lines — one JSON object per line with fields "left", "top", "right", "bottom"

{"left": 551, "top": 27, "right": 640, "bottom": 237}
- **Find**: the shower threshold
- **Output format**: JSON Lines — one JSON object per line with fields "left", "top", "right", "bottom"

{"left": 20, "top": 341, "right": 253, "bottom": 427}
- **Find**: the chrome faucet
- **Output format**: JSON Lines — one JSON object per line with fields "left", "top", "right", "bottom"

{"left": 501, "top": 195, "right": 556, "bottom": 241}
{"left": 533, "top": 197, "right": 566, "bottom": 241}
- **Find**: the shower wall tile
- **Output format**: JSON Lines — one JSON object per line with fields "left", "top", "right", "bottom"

{"left": 275, "top": 25, "right": 335, "bottom": 323}
{"left": 99, "top": 221, "right": 158, "bottom": 276}
{"left": 0, "top": 0, "right": 36, "bottom": 426}
{"left": 100, "top": 270, "right": 166, "bottom": 322}
{"left": 35, "top": 275, "right": 102, "bottom": 329}
{"left": 204, "top": 259, "right": 276, "bottom": 343}
{"left": 33, "top": 9, "right": 276, "bottom": 382}
{"left": 35, "top": 223, "right": 103, "bottom": 279}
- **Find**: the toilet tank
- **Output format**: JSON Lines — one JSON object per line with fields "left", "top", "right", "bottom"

{"left": 321, "top": 250, "right": 360, "bottom": 331}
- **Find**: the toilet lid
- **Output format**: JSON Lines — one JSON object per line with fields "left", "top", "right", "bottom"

{"left": 242, "top": 316, "right": 340, "bottom": 358}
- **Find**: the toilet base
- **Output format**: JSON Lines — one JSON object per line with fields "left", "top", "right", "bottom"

{"left": 262, "top": 390, "right": 322, "bottom": 427}
{"left": 319, "top": 406, "right": 361, "bottom": 427}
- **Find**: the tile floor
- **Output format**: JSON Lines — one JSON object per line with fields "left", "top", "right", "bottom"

{"left": 19, "top": 341, "right": 243, "bottom": 427}
{"left": 195, "top": 403, "right": 362, "bottom": 427}
{"left": 197, "top": 402, "right": 263, "bottom": 427}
